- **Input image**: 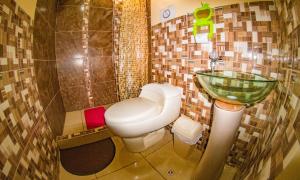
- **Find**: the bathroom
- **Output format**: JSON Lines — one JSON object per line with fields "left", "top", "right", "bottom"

{"left": 0, "top": 0, "right": 299, "bottom": 179}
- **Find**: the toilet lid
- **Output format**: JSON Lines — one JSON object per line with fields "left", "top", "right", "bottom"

{"left": 105, "top": 97, "right": 162, "bottom": 123}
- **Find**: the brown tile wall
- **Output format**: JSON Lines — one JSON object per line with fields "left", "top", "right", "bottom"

{"left": 56, "top": 0, "right": 117, "bottom": 112}
{"left": 0, "top": 1, "right": 59, "bottom": 179}
{"left": 150, "top": 1, "right": 299, "bottom": 178}
{"left": 34, "top": 0, "right": 66, "bottom": 136}
{"left": 237, "top": 0, "right": 300, "bottom": 179}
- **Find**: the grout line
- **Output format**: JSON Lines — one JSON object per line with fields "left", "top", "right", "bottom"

{"left": 141, "top": 154, "right": 167, "bottom": 180}
{"left": 55, "top": 30, "right": 84, "bottom": 33}
{"left": 140, "top": 138, "right": 172, "bottom": 158}
{"left": 0, "top": 67, "right": 35, "bottom": 74}
{"left": 95, "top": 160, "right": 139, "bottom": 179}
{"left": 35, "top": 10, "right": 55, "bottom": 31}
{"left": 81, "top": 109, "right": 85, "bottom": 131}
{"left": 140, "top": 131, "right": 173, "bottom": 158}
{"left": 43, "top": 90, "right": 60, "bottom": 114}
{"left": 33, "top": 59, "right": 57, "bottom": 61}
{"left": 11, "top": 88, "right": 60, "bottom": 179}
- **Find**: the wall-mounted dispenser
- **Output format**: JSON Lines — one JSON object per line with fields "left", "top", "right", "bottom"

{"left": 193, "top": 3, "right": 214, "bottom": 40}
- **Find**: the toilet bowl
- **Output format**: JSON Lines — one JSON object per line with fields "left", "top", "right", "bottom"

{"left": 105, "top": 83, "right": 182, "bottom": 152}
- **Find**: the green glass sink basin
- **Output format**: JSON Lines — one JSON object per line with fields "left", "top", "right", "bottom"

{"left": 195, "top": 70, "right": 277, "bottom": 106}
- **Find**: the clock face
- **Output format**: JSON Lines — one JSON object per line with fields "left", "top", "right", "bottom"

{"left": 163, "top": 9, "right": 171, "bottom": 19}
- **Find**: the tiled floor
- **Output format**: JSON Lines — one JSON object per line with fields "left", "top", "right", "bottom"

{"left": 60, "top": 110, "right": 237, "bottom": 180}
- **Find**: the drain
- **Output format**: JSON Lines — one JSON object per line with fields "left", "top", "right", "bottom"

{"left": 167, "top": 169, "right": 175, "bottom": 176}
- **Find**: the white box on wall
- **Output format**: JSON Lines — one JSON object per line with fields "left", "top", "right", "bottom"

{"left": 160, "top": 5, "right": 176, "bottom": 23}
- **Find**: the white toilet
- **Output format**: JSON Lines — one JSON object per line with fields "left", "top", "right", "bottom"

{"left": 105, "top": 83, "right": 182, "bottom": 152}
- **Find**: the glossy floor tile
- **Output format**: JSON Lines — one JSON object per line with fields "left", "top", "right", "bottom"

{"left": 63, "top": 110, "right": 84, "bottom": 135}
{"left": 59, "top": 162, "right": 97, "bottom": 180}
{"left": 60, "top": 128, "right": 237, "bottom": 180}
{"left": 97, "top": 159, "right": 164, "bottom": 180}
{"left": 146, "top": 141, "right": 203, "bottom": 180}
{"left": 95, "top": 136, "right": 143, "bottom": 178}
{"left": 140, "top": 128, "right": 173, "bottom": 157}
{"left": 219, "top": 165, "right": 238, "bottom": 180}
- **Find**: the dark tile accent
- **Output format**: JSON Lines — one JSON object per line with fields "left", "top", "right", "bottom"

{"left": 90, "top": 0, "right": 113, "bottom": 8}
{"left": 56, "top": 6, "right": 83, "bottom": 31}
{"left": 35, "top": 0, "right": 57, "bottom": 28}
{"left": 92, "top": 81, "right": 117, "bottom": 106}
{"left": 90, "top": 56, "right": 115, "bottom": 83}
{"left": 60, "top": 86, "right": 89, "bottom": 111}
{"left": 34, "top": 61, "right": 57, "bottom": 108}
{"left": 51, "top": 62, "right": 60, "bottom": 95}
{"left": 33, "top": 12, "right": 51, "bottom": 60}
{"left": 57, "top": 59, "right": 85, "bottom": 88}
{"left": 88, "top": 7, "right": 113, "bottom": 31}
{"left": 45, "top": 92, "right": 66, "bottom": 136}
{"left": 58, "top": 0, "right": 84, "bottom": 6}
{"left": 88, "top": 31, "right": 112, "bottom": 57}
{"left": 55, "top": 31, "right": 84, "bottom": 60}
{"left": 48, "top": 30, "right": 56, "bottom": 60}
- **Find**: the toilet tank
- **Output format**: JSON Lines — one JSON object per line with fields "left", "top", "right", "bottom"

{"left": 139, "top": 83, "right": 182, "bottom": 120}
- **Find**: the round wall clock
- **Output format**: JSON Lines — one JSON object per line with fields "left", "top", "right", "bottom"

{"left": 162, "top": 9, "right": 171, "bottom": 19}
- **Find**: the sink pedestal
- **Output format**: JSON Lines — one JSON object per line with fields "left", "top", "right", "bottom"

{"left": 193, "top": 100, "right": 245, "bottom": 180}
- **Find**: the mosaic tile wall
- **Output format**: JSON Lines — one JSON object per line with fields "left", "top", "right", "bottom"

{"left": 56, "top": 0, "right": 118, "bottom": 111}
{"left": 237, "top": 0, "right": 300, "bottom": 179}
{"left": 0, "top": 1, "right": 59, "bottom": 179}
{"left": 116, "top": 0, "right": 149, "bottom": 100}
{"left": 151, "top": 0, "right": 286, "bottom": 173}
{"left": 34, "top": 0, "right": 66, "bottom": 136}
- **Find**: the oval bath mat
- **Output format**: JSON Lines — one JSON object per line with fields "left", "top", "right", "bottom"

{"left": 60, "top": 138, "right": 115, "bottom": 176}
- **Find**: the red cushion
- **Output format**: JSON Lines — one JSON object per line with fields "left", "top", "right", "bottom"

{"left": 84, "top": 106, "right": 106, "bottom": 129}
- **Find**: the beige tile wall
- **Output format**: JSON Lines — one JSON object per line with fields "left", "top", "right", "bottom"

{"left": 0, "top": 1, "right": 59, "bottom": 179}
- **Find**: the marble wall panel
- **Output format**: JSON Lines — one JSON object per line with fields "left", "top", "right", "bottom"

{"left": 88, "top": 7, "right": 113, "bottom": 31}
{"left": 60, "top": 85, "right": 89, "bottom": 111}
{"left": 58, "top": 0, "right": 84, "bottom": 6}
{"left": 55, "top": 31, "right": 84, "bottom": 60}
{"left": 34, "top": 0, "right": 66, "bottom": 136}
{"left": 88, "top": 31, "right": 113, "bottom": 57}
{"left": 90, "top": 56, "right": 115, "bottom": 83}
{"left": 56, "top": 0, "right": 116, "bottom": 111}
{"left": 45, "top": 92, "right": 66, "bottom": 136}
{"left": 92, "top": 82, "right": 118, "bottom": 106}
{"left": 57, "top": 60, "right": 85, "bottom": 88}
{"left": 91, "top": 0, "right": 113, "bottom": 8}
{"left": 56, "top": 6, "right": 83, "bottom": 31}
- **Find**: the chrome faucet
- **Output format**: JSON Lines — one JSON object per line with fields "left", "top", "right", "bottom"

{"left": 209, "top": 51, "right": 223, "bottom": 73}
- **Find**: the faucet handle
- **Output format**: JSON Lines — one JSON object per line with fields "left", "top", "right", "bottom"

{"left": 217, "top": 59, "right": 225, "bottom": 66}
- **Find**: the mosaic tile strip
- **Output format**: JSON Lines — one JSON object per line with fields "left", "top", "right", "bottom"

{"left": 82, "top": 0, "right": 94, "bottom": 107}
{"left": 116, "top": 0, "right": 149, "bottom": 100}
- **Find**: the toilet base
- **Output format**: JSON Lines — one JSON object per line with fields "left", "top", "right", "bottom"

{"left": 122, "top": 128, "right": 165, "bottom": 152}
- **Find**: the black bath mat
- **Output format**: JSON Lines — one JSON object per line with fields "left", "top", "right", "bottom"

{"left": 60, "top": 138, "right": 115, "bottom": 176}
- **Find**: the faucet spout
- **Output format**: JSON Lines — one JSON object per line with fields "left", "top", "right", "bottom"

{"left": 209, "top": 50, "right": 221, "bottom": 73}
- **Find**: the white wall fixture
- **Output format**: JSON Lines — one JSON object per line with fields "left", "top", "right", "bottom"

{"left": 160, "top": 5, "right": 176, "bottom": 23}
{"left": 194, "top": 101, "right": 245, "bottom": 180}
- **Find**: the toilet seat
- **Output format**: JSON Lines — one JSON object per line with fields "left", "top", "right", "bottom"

{"left": 105, "top": 97, "right": 162, "bottom": 124}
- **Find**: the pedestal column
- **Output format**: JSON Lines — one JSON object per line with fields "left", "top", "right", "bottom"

{"left": 194, "top": 101, "right": 245, "bottom": 180}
